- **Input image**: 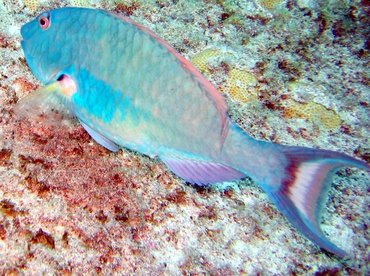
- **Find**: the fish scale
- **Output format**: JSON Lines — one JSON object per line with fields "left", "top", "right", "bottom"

{"left": 20, "top": 7, "right": 369, "bottom": 257}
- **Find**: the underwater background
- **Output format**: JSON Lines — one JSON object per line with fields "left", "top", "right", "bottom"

{"left": 0, "top": 0, "right": 369, "bottom": 274}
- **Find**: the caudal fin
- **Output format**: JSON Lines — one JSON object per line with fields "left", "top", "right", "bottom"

{"left": 266, "top": 146, "right": 369, "bottom": 258}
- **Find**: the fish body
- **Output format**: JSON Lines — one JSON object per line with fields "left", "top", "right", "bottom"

{"left": 20, "top": 7, "right": 369, "bottom": 257}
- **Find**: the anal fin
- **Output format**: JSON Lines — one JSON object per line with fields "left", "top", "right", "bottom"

{"left": 161, "top": 154, "right": 245, "bottom": 186}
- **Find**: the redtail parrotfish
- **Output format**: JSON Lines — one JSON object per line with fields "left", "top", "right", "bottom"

{"left": 19, "top": 7, "right": 369, "bottom": 257}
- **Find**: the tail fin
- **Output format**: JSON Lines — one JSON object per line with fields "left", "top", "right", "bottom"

{"left": 266, "top": 146, "right": 369, "bottom": 258}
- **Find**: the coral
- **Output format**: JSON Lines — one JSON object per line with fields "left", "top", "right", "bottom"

{"left": 256, "top": 0, "right": 286, "bottom": 11}
{"left": 23, "top": 0, "right": 39, "bottom": 12}
{"left": 283, "top": 99, "right": 341, "bottom": 130}
{"left": 190, "top": 49, "right": 221, "bottom": 74}
{"left": 70, "top": 0, "right": 92, "bottom": 7}
{"left": 222, "top": 68, "right": 258, "bottom": 103}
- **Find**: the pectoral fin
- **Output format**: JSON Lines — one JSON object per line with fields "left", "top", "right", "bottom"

{"left": 79, "top": 119, "right": 119, "bottom": 152}
{"left": 14, "top": 81, "right": 74, "bottom": 123}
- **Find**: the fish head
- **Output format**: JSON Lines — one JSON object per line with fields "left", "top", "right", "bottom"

{"left": 21, "top": 8, "right": 80, "bottom": 85}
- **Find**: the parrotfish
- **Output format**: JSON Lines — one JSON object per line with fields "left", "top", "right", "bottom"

{"left": 19, "top": 7, "right": 369, "bottom": 257}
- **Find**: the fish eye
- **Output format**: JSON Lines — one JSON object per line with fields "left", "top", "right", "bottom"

{"left": 38, "top": 12, "right": 50, "bottom": 30}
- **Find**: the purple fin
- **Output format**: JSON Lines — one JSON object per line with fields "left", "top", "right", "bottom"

{"left": 267, "top": 146, "right": 369, "bottom": 258}
{"left": 161, "top": 156, "right": 245, "bottom": 186}
{"left": 79, "top": 119, "right": 119, "bottom": 152}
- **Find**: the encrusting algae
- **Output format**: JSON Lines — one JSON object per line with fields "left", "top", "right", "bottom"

{"left": 222, "top": 68, "right": 259, "bottom": 103}
{"left": 23, "top": 0, "right": 40, "bottom": 12}
{"left": 256, "top": 0, "right": 286, "bottom": 11}
{"left": 191, "top": 48, "right": 221, "bottom": 75}
{"left": 191, "top": 50, "right": 259, "bottom": 103}
{"left": 283, "top": 99, "right": 341, "bottom": 130}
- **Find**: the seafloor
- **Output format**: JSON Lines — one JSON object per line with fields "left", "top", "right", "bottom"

{"left": 0, "top": 0, "right": 369, "bottom": 274}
